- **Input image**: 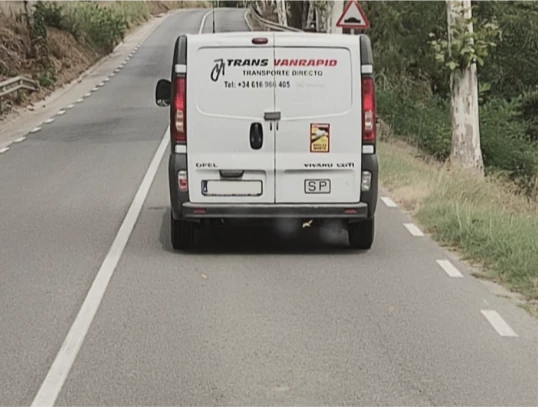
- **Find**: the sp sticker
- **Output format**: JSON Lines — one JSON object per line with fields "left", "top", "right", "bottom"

{"left": 310, "top": 123, "right": 330, "bottom": 153}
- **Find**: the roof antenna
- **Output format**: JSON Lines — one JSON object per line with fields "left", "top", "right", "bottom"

{"left": 212, "top": 0, "right": 217, "bottom": 33}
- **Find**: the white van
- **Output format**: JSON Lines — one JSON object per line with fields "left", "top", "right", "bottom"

{"left": 155, "top": 31, "right": 378, "bottom": 250}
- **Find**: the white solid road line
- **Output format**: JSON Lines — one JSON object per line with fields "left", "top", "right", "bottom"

{"left": 31, "top": 13, "right": 210, "bottom": 407}
{"left": 403, "top": 223, "right": 424, "bottom": 237}
{"left": 436, "top": 259, "right": 463, "bottom": 278}
{"left": 30, "top": 129, "right": 170, "bottom": 407}
{"left": 481, "top": 310, "right": 518, "bottom": 337}
{"left": 381, "top": 197, "right": 397, "bottom": 208}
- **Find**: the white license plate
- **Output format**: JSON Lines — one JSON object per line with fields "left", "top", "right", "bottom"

{"left": 304, "top": 179, "right": 331, "bottom": 194}
{"left": 202, "top": 180, "right": 263, "bottom": 196}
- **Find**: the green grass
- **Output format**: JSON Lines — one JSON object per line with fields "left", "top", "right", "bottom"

{"left": 378, "top": 140, "right": 538, "bottom": 312}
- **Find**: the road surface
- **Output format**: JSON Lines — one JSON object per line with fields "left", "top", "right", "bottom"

{"left": 1, "top": 8, "right": 538, "bottom": 407}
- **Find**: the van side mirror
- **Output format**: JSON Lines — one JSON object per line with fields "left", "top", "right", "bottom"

{"left": 155, "top": 79, "right": 171, "bottom": 107}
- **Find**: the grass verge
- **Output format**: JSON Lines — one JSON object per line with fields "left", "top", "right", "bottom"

{"left": 377, "top": 137, "right": 538, "bottom": 315}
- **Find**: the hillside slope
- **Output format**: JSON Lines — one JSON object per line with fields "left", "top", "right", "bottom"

{"left": 0, "top": 1, "right": 208, "bottom": 115}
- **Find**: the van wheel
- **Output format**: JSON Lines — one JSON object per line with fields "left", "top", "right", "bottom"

{"left": 348, "top": 217, "right": 375, "bottom": 250}
{"left": 171, "top": 213, "right": 197, "bottom": 251}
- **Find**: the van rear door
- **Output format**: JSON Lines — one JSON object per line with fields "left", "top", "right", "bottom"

{"left": 273, "top": 34, "right": 362, "bottom": 204}
{"left": 186, "top": 33, "right": 276, "bottom": 204}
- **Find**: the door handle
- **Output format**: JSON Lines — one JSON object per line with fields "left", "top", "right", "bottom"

{"left": 263, "top": 111, "right": 281, "bottom": 121}
{"left": 220, "top": 170, "right": 244, "bottom": 178}
{"left": 250, "top": 122, "right": 263, "bottom": 150}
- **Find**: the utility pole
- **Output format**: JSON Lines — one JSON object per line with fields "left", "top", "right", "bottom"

{"left": 446, "top": 0, "right": 484, "bottom": 176}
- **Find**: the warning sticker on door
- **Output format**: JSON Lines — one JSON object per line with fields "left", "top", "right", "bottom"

{"left": 310, "top": 123, "right": 330, "bottom": 153}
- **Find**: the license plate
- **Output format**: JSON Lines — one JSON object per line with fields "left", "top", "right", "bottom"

{"left": 304, "top": 179, "right": 331, "bottom": 194}
{"left": 202, "top": 180, "right": 263, "bottom": 196}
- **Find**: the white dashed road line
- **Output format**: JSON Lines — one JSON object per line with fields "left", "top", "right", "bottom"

{"left": 29, "top": 127, "right": 41, "bottom": 134}
{"left": 76, "top": 98, "right": 84, "bottom": 103}
{"left": 44, "top": 118, "right": 54, "bottom": 124}
{"left": 57, "top": 110, "right": 66, "bottom": 116}
{"left": 481, "top": 310, "right": 518, "bottom": 337}
{"left": 0, "top": 147, "right": 10, "bottom": 154}
{"left": 84, "top": 93, "right": 91, "bottom": 97}
{"left": 67, "top": 104, "right": 75, "bottom": 109}
{"left": 381, "top": 197, "right": 397, "bottom": 208}
{"left": 13, "top": 136, "right": 26, "bottom": 143}
{"left": 436, "top": 259, "right": 464, "bottom": 278}
{"left": 403, "top": 223, "right": 424, "bottom": 237}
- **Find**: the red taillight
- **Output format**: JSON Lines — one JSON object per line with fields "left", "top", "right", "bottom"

{"left": 361, "top": 77, "right": 375, "bottom": 143}
{"left": 171, "top": 76, "right": 186, "bottom": 143}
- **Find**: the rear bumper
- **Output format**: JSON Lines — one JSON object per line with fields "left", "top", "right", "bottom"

{"left": 181, "top": 202, "right": 369, "bottom": 219}
{"left": 169, "top": 151, "right": 378, "bottom": 221}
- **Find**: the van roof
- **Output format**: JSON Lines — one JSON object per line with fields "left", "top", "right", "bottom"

{"left": 187, "top": 31, "right": 364, "bottom": 44}
{"left": 180, "top": 32, "right": 373, "bottom": 67}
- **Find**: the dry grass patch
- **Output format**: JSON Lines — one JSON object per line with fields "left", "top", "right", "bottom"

{"left": 378, "top": 140, "right": 538, "bottom": 314}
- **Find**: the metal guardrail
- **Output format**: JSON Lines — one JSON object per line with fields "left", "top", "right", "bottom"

{"left": 248, "top": 5, "right": 303, "bottom": 32}
{"left": 0, "top": 76, "right": 38, "bottom": 98}
{"left": 0, "top": 75, "right": 38, "bottom": 114}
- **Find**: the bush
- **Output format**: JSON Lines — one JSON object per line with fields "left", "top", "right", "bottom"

{"left": 377, "top": 89, "right": 451, "bottom": 159}
{"left": 61, "top": 3, "right": 127, "bottom": 53}
{"left": 37, "top": 1, "right": 150, "bottom": 54}
{"left": 37, "top": 1, "right": 63, "bottom": 29}
{"left": 377, "top": 88, "right": 538, "bottom": 195}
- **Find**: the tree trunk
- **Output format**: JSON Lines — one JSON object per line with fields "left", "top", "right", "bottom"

{"left": 304, "top": 1, "right": 313, "bottom": 29}
{"left": 447, "top": 0, "right": 484, "bottom": 176}
{"left": 328, "top": 0, "right": 344, "bottom": 33}
{"left": 449, "top": 65, "right": 484, "bottom": 175}
{"left": 276, "top": 0, "right": 288, "bottom": 26}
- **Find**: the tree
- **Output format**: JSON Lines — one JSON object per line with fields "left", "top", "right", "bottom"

{"left": 429, "top": 0, "right": 499, "bottom": 176}
{"left": 446, "top": 0, "right": 484, "bottom": 176}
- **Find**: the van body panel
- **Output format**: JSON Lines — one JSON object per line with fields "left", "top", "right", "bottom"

{"left": 179, "top": 32, "right": 373, "bottom": 210}
{"left": 185, "top": 33, "right": 276, "bottom": 204}
{"left": 272, "top": 34, "right": 363, "bottom": 203}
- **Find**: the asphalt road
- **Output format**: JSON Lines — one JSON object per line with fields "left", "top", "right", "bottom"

{"left": 1, "top": 7, "right": 538, "bottom": 407}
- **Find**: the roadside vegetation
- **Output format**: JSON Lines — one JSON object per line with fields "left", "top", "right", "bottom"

{"left": 362, "top": 1, "right": 538, "bottom": 198}
{"left": 361, "top": 1, "right": 538, "bottom": 311}
{"left": 377, "top": 137, "right": 538, "bottom": 314}
{"left": 0, "top": 1, "right": 208, "bottom": 113}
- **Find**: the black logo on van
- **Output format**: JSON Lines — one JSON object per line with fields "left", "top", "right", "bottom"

{"left": 211, "top": 58, "right": 226, "bottom": 82}
{"left": 210, "top": 58, "right": 270, "bottom": 82}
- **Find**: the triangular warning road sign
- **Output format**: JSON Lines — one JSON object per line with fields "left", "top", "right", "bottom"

{"left": 336, "top": 0, "right": 370, "bottom": 30}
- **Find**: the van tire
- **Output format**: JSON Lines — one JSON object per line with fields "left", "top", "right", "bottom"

{"left": 171, "top": 213, "right": 196, "bottom": 250}
{"left": 348, "top": 217, "right": 375, "bottom": 250}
